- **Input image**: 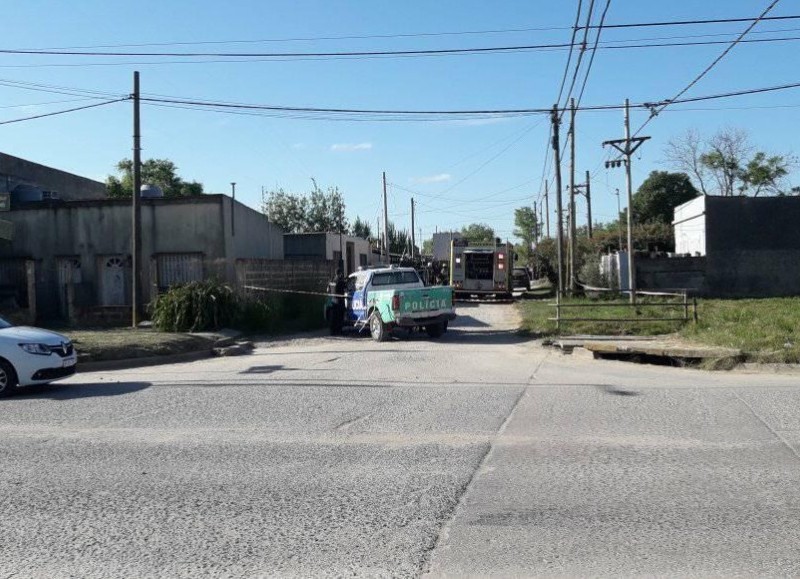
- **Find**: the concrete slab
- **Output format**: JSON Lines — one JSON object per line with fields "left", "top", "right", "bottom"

{"left": 584, "top": 339, "right": 742, "bottom": 360}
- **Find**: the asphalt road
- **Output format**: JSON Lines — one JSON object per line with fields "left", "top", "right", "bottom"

{"left": 2, "top": 303, "right": 800, "bottom": 577}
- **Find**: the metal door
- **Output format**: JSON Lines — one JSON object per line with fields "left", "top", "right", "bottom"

{"left": 56, "top": 257, "right": 82, "bottom": 315}
{"left": 100, "top": 256, "right": 128, "bottom": 306}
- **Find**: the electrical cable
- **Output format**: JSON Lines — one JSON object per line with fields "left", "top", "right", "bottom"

{"left": 555, "top": 0, "right": 584, "bottom": 109}
{"left": 634, "top": 0, "right": 783, "bottom": 136}
{"left": 13, "top": 14, "right": 800, "bottom": 52}
{"left": 575, "top": 0, "right": 612, "bottom": 108}
{"left": 0, "top": 97, "right": 128, "bottom": 126}
{"left": 2, "top": 35, "right": 800, "bottom": 68}
{"left": 562, "top": 0, "right": 596, "bottom": 114}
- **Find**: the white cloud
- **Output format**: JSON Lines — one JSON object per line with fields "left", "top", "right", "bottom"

{"left": 411, "top": 173, "right": 452, "bottom": 184}
{"left": 291, "top": 142, "right": 305, "bottom": 149}
{"left": 330, "top": 142, "right": 373, "bottom": 152}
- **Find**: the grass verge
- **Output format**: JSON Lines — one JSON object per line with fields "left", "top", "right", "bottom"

{"left": 68, "top": 329, "right": 214, "bottom": 363}
{"left": 518, "top": 296, "right": 800, "bottom": 364}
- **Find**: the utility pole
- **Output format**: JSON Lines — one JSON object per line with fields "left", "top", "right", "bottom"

{"left": 533, "top": 201, "right": 538, "bottom": 243}
{"left": 585, "top": 170, "right": 593, "bottom": 239}
{"left": 550, "top": 105, "right": 565, "bottom": 297}
{"left": 410, "top": 197, "right": 416, "bottom": 260}
{"left": 615, "top": 188, "right": 623, "bottom": 250}
{"left": 544, "top": 180, "right": 550, "bottom": 238}
{"left": 568, "top": 97, "right": 577, "bottom": 293}
{"left": 230, "top": 182, "right": 236, "bottom": 237}
{"left": 572, "top": 171, "right": 593, "bottom": 239}
{"left": 131, "top": 70, "right": 141, "bottom": 328}
{"left": 603, "top": 98, "right": 650, "bottom": 303}
{"left": 382, "top": 171, "right": 390, "bottom": 265}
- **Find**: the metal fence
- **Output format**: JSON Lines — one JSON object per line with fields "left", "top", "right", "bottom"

{"left": 550, "top": 289, "right": 698, "bottom": 331}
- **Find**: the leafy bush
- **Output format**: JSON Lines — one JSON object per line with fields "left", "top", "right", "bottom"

{"left": 150, "top": 280, "right": 239, "bottom": 332}
{"left": 578, "top": 254, "right": 608, "bottom": 288}
{"left": 236, "top": 297, "right": 280, "bottom": 333}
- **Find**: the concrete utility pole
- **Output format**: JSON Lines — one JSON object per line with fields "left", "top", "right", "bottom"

{"left": 382, "top": 171, "right": 390, "bottom": 265}
{"left": 544, "top": 180, "right": 550, "bottom": 238}
{"left": 550, "top": 105, "right": 565, "bottom": 297}
{"left": 615, "top": 188, "right": 623, "bottom": 251}
{"left": 131, "top": 71, "right": 142, "bottom": 328}
{"left": 410, "top": 197, "right": 416, "bottom": 260}
{"left": 568, "top": 97, "right": 577, "bottom": 293}
{"left": 585, "top": 169, "right": 593, "bottom": 239}
{"left": 230, "top": 182, "right": 236, "bottom": 237}
{"left": 603, "top": 99, "right": 650, "bottom": 303}
{"left": 572, "top": 171, "right": 593, "bottom": 239}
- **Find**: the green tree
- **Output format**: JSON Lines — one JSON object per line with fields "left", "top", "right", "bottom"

{"left": 631, "top": 171, "right": 699, "bottom": 224}
{"left": 460, "top": 223, "right": 496, "bottom": 244}
{"left": 350, "top": 216, "right": 372, "bottom": 239}
{"left": 261, "top": 188, "right": 308, "bottom": 232}
{"left": 741, "top": 152, "right": 791, "bottom": 196}
{"left": 665, "top": 127, "right": 796, "bottom": 196}
{"left": 105, "top": 158, "right": 204, "bottom": 198}
{"left": 260, "top": 180, "right": 348, "bottom": 233}
{"left": 513, "top": 207, "right": 539, "bottom": 264}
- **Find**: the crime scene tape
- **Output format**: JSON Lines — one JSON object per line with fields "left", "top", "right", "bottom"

{"left": 243, "top": 285, "right": 348, "bottom": 299}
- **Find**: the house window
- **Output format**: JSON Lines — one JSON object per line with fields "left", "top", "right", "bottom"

{"left": 359, "top": 253, "right": 368, "bottom": 266}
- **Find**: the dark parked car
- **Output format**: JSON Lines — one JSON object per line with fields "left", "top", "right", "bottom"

{"left": 512, "top": 267, "right": 531, "bottom": 291}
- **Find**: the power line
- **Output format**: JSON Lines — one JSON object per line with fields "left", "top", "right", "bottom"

{"left": 578, "top": 13, "right": 800, "bottom": 30}
{"left": 634, "top": 0, "right": 783, "bottom": 135}
{"left": 0, "top": 97, "right": 128, "bottom": 126}
{"left": 134, "top": 80, "right": 800, "bottom": 123}
{"left": 0, "top": 77, "right": 124, "bottom": 99}
{"left": 555, "top": 0, "right": 584, "bottom": 109}
{"left": 562, "top": 0, "right": 596, "bottom": 113}
{"left": 16, "top": 15, "right": 800, "bottom": 52}
{"left": 575, "top": 0, "right": 612, "bottom": 108}
{"left": 2, "top": 34, "right": 800, "bottom": 68}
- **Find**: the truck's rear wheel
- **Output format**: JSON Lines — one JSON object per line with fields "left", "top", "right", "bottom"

{"left": 426, "top": 323, "right": 444, "bottom": 338}
{"left": 369, "top": 312, "right": 388, "bottom": 342}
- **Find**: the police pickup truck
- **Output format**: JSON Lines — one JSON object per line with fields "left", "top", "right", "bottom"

{"left": 325, "top": 266, "right": 456, "bottom": 342}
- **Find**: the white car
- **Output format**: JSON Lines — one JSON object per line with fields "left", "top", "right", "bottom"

{"left": 0, "top": 317, "right": 78, "bottom": 396}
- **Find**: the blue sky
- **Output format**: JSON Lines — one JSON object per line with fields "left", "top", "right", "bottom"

{"left": 1, "top": 0, "right": 798, "bottom": 243}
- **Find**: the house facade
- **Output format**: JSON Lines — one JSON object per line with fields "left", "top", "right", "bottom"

{"left": 1, "top": 152, "right": 106, "bottom": 202}
{"left": 635, "top": 195, "right": 800, "bottom": 297}
{"left": 284, "top": 232, "right": 375, "bottom": 276}
{"left": 0, "top": 194, "right": 283, "bottom": 321}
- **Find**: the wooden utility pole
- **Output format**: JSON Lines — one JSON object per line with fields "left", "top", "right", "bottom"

{"left": 382, "top": 171, "right": 390, "bottom": 264}
{"left": 603, "top": 98, "right": 650, "bottom": 303}
{"left": 410, "top": 197, "right": 416, "bottom": 260}
{"left": 568, "top": 97, "right": 577, "bottom": 293}
{"left": 131, "top": 71, "right": 142, "bottom": 328}
{"left": 544, "top": 180, "right": 550, "bottom": 238}
{"left": 550, "top": 105, "right": 565, "bottom": 297}
{"left": 533, "top": 201, "right": 538, "bottom": 243}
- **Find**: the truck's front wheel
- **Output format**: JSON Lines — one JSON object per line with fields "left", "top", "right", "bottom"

{"left": 369, "top": 312, "right": 388, "bottom": 342}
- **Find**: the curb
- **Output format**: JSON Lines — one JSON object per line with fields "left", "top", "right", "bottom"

{"left": 79, "top": 349, "right": 214, "bottom": 373}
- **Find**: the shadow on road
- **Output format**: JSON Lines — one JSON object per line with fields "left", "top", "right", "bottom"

{"left": 7, "top": 381, "right": 151, "bottom": 401}
{"left": 441, "top": 329, "right": 532, "bottom": 345}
